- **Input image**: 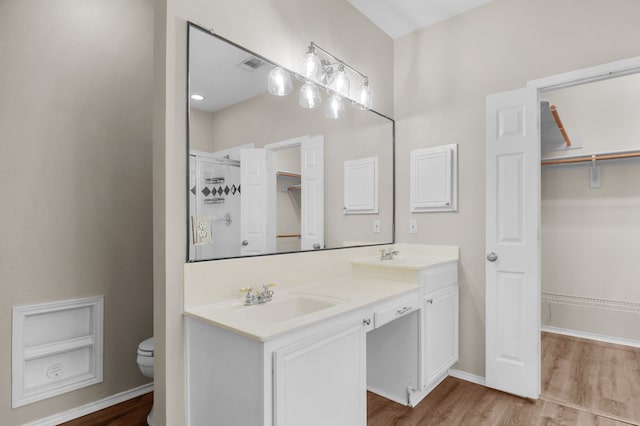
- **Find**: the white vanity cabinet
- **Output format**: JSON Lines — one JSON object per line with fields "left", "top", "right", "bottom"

{"left": 273, "top": 319, "right": 366, "bottom": 426}
{"left": 420, "top": 261, "right": 459, "bottom": 393}
{"left": 185, "top": 311, "right": 368, "bottom": 426}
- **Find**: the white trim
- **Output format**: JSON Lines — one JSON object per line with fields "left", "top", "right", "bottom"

{"left": 22, "top": 383, "right": 153, "bottom": 426}
{"left": 264, "top": 135, "right": 310, "bottom": 151}
{"left": 527, "top": 56, "right": 640, "bottom": 91}
{"left": 447, "top": 369, "right": 486, "bottom": 386}
{"left": 542, "top": 326, "right": 640, "bottom": 349}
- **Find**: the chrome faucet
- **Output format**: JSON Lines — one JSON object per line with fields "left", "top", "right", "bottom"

{"left": 379, "top": 248, "right": 399, "bottom": 260}
{"left": 240, "top": 284, "right": 276, "bottom": 305}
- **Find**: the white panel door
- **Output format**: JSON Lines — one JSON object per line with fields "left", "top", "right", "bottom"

{"left": 273, "top": 320, "right": 366, "bottom": 426}
{"left": 485, "top": 87, "right": 540, "bottom": 398}
{"left": 300, "top": 136, "right": 324, "bottom": 250}
{"left": 240, "top": 149, "right": 268, "bottom": 256}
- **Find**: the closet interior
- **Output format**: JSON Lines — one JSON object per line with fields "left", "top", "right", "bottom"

{"left": 540, "top": 71, "right": 640, "bottom": 345}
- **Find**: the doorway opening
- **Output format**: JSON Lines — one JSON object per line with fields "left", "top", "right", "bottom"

{"left": 533, "top": 62, "right": 640, "bottom": 423}
{"left": 485, "top": 56, "right": 640, "bottom": 403}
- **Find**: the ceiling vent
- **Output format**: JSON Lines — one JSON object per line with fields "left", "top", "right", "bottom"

{"left": 237, "top": 56, "right": 266, "bottom": 72}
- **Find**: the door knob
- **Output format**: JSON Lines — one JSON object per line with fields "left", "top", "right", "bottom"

{"left": 242, "top": 240, "right": 249, "bottom": 246}
{"left": 486, "top": 252, "right": 498, "bottom": 262}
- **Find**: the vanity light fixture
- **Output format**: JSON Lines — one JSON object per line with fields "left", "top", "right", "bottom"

{"left": 300, "top": 45, "right": 323, "bottom": 82}
{"left": 325, "top": 94, "right": 345, "bottom": 119}
{"left": 353, "top": 78, "right": 372, "bottom": 110}
{"left": 266, "top": 41, "right": 373, "bottom": 118}
{"left": 267, "top": 67, "right": 293, "bottom": 96}
{"left": 300, "top": 42, "right": 373, "bottom": 118}
{"left": 191, "top": 94, "right": 205, "bottom": 101}
{"left": 299, "top": 82, "right": 322, "bottom": 109}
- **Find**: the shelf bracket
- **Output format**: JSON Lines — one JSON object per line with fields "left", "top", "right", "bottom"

{"left": 590, "top": 155, "right": 601, "bottom": 189}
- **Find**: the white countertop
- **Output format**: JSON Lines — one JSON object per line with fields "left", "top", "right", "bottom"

{"left": 350, "top": 254, "right": 457, "bottom": 270}
{"left": 183, "top": 275, "right": 419, "bottom": 341}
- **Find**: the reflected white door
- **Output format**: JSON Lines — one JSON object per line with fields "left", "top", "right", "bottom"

{"left": 300, "top": 136, "right": 324, "bottom": 250}
{"left": 485, "top": 87, "right": 540, "bottom": 398}
{"left": 240, "top": 149, "right": 268, "bottom": 256}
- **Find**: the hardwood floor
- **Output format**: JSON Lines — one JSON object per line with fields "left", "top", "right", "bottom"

{"left": 58, "top": 392, "right": 152, "bottom": 426}
{"left": 368, "top": 332, "right": 640, "bottom": 426}
{"left": 368, "top": 377, "right": 632, "bottom": 425}
{"left": 541, "top": 332, "right": 640, "bottom": 423}
{"left": 57, "top": 333, "right": 640, "bottom": 425}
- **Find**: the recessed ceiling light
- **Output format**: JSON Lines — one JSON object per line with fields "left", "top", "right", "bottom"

{"left": 191, "top": 94, "right": 204, "bottom": 101}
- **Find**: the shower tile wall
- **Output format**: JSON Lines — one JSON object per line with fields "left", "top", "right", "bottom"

{"left": 190, "top": 155, "right": 241, "bottom": 260}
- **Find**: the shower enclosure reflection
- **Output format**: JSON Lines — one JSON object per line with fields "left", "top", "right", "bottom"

{"left": 189, "top": 152, "right": 242, "bottom": 260}
{"left": 187, "top": 23, "right": 394, "bottom": 261}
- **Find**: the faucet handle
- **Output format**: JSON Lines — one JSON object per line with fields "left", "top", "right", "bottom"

{"left": 262, "top": 283, "right": 276, "bottom": 297}
{"left": 240, "top": 287, "right": 253, "bottom": 294}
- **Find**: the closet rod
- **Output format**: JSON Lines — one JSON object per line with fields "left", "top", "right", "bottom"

{"left": 276, "top": 171, "right": 301, "bottom": 179}
{"left": 541, "top": 150, "right": 640, "bottom": 166}
{"left": 276, "top": 234, "right": 301, "bottom": 238}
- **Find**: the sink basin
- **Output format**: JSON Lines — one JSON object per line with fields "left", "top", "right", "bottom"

{"left": 241, "top": 295, "right": 342, "bottom": 324}
{"left": 200, "top": 294, "right": 345, "bottom": 325}
{"left": 351, "top": 254, "right": 450, "bottom": 270}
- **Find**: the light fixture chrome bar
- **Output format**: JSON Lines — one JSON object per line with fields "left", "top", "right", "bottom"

{"left": 309, "top": 42, "right": 368, "bottom": 81}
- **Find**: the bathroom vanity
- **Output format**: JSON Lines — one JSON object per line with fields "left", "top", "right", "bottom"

{"left": 183, "top": 244, "right": 458, "bottom": 426}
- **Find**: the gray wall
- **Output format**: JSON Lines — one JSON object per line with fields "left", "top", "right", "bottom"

{"left": 394, "top": 0, "right": 640, "bottom": 377}
{"left": 0, "top": 1, "right": 154, "bottom": 423}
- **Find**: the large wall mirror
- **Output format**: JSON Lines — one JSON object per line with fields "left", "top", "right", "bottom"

{"left": 187, "top": 23, "right": 394, "bottom": 261}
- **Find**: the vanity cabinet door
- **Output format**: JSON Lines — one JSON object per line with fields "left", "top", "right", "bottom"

{"left": 423, "top": 284, "right": 459, "bottom": 386}
{"left": 273, "top": 320, "right": 366, "bottom": 426}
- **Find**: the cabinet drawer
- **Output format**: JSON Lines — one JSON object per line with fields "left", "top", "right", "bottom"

{"left": 374, "top": 294, "right": 421, "bottom": 329}
{"left": 420, "top": 262, "right": 458, "bottom": 294}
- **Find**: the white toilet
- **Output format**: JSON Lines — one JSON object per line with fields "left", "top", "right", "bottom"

{"left": 137, "top": 337, "right": 155, "bottom": 426}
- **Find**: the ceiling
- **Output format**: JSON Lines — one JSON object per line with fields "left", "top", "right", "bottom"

{"left": 190, "top": 28, "right": 274, "bottom": 113}
{"left": 189, "top": 1, "right": 496, "bottom": 112}
{"left": 347, "top": 0, "right": 494, "bottom": 39}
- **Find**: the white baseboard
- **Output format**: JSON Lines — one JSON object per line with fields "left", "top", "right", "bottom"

{"left": 447, "top": 369, "right": 486, "bottom": 386}
{"left": 23, "top": 383, "right": 153, "bottom": 426}
{"left": 542, "top": 326, "right": 640, "bottom": 348}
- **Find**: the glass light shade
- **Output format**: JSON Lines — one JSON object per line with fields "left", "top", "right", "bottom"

{"left": 352, "top": 81, "right": 373, "bottom": 110}
{"left": 299, "top": 83, "right": 322, "bottom": 109}
{"left": 325, "top": 94, "right": 345, "bottom": 119}
{"left": 267, "top": 67, "right": 293, "bottom": 96}
{"left": 300, "top": 51, "right": 322, "bottom": 82}
{"left": 329, "top": 66, "right": 350, "bottom": 98}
